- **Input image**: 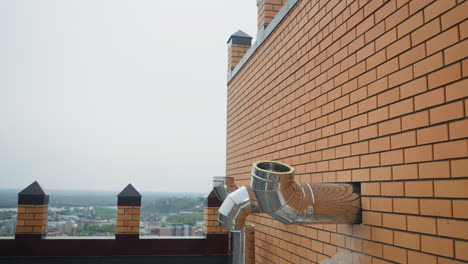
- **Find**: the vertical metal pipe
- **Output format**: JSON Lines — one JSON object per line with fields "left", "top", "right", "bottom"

{"left": 231, "top": 225, "right": 255, "bottom": 264}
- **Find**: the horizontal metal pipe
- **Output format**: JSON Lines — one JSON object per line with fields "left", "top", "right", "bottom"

{"left": 218, "top": 161, "right": 361, "bottom": 230}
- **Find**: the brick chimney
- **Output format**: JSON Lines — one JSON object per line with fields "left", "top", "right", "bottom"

{"left": 227, "top": 30, "right": 252, "bottom": 72}
{"left": 116, "top": 184, "right": 141, "bottom": 239}
{"left": 257, "top": 0, "right": 286, "bottom": 30}
{"left": 15, "top": 181, "right": 49, "bottom": 239}
{"left": 203, "top": 190, "right": 229, "bottom": 235}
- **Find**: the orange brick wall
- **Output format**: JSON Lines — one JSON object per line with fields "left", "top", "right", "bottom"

{"left": 204, "top": 207, "right": 230, "bottom": 234}
{"left": 15, "top": 205, "right": 48, "bottom": 234}
{"left": 116, "top": 206, "right": 140, "bottom": 234}
{"left": 226, "top": 0, "right": 468, "bottom": 263}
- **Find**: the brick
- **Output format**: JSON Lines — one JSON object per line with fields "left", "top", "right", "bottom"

{"left": 455, "top": 241, "right": 468, "bottom": 262}
{"left": 434, "top": 140, "right": 468, "bottom": 160}
{"left": 446, "top": 79, "right": 468, "bottom": 102}
{"left": 441, "top": 1, "right": 467, "bottom": 29}
{"left": 394, "top": 231, "right": 420, "bottom": 250}
{"left": 368, "top": 107, "right": 389, "bottom": 124}
{"left": 370, "top": 136, "right": 391, "bottom": 152}
{"left": 394, "top": 198, "right": 419, "bottom": 214}
{"left": 451, "top": 159, "right": 468, "bottom": 177}
{"left": 377, "top": 58, "right": 399, "bottom": 79}
{"left": 359, "top": 125, "right": 378, "bottom": 140}
{"left": 449, "top": 119, "right": 468, "bottom": 139}
{"left": 363, "top": 211, "right": 382, "bottom": 226}
{"left": 358, "top": 96, "right": 377, "bottom": 114}
{"left": 419, "top": 161, "right": 450, "bottom": 179}
{"left": 424, "top": 0, "right": 456, "bottom": 22}
{"left": 437, "top": 257, "right": 467, "bottom": 264}
{"left": 414, "top": 52, "right": 443, "bottom": 78}
{"left": 400, "top": 44, "right": 426, "bottom": 69}
{"left": 444, "top": 39, "right": 468, "bottom": 65}
{"left": 337, "top": 170, "right": 352, "bottom": 182}
{"left": 462, "top": 20, "right": 468, "bottom": 40}
{"left": 405, "top": 181, "right": 433, "bottom": 197}
{"left": 404, "top": 145, "right": 433, "bottom": 163}
{"left": 371, "top": 167, "right": 392, "bottom": 181}
{"left": 350, "top": 113, "right": 368, "bottom": 129}
{"left": 382, "top": 213, "right": 407, "bottom": 230}
{"left": 381, "top": 149, "right": 404, "bottom": 165}
{"left": 363, "top": 240, "right": 383, "bottom": 257}
{"left": 434, "top": 179, "right": 468, "bottom": 198}
{"left": 378, "top": 118, "right": 401, "bottom": 136}
{"left": 362, "top": 182, "right": 380, "bottom": 195}
{"left": 415, "top": 88, "right": 445, "bottom": 111}
{"left": 401, "top": 77, "right": 428, "bottom": 99}
{"left": 368, "top": 77, "right": 388, "bottom": 97}
{"left": 428, "top": 62, "right": 462, "bottom": 89}
{"left": 453, "top": 200, "right": 468, "bottom": 218}
{"left": 402, "top": 110, "right": 429, "bottom": 130}
{"left": 407, "top": 215, "right": 437, "bottom": 234}
{"left": 398, "top": 11, "right": 424, "bottom": 38}
{"left": 389, "top": 66, "right": 413, "bottom": 87}
{"left": 352, "top": 168, "right": 370, "bottom": 181}
{"left": 378, "top": 87, "right": 400, "bottom": 107}
{"left": 383, "top": 245, "right": 407, "bottom": 264}
{"left": 385, "top": 5, "right": 409, "bottom": 30}
{"left": 376, "top": 28, "right": 397, "bottom": 51}
{"left": 417, "top": 124, "right": 449, "bottom": 145}
{"left": 411, "top": 19, "right": 441, "bottom": 46}
{"left": 429, "top": 27, "right": 460, "bottom": 56}
{"left": 371, "top": 197, "right": 393, "bottom": 212}
{"left": 361, "top": 153, "right": 380, "bottom": 167}
{"left": 421, "top": 235, "right": 454, "bottom": 257}
{"left": 420, "top": 199, "right": 452, "bottom": 217}
{"left": 437, "top": 218, "right": 468, "bottom": 240}
{"left": 381, "top": 181, "right": 405, "bottom": 196}
{"left": 408, "top": 251, "right": 437, "bottom": 264}
{"left": 344, "top": 156, "right": 360, "bottom": 169}
{"left": 408, "top": 0, "right": 433, "bottom": 14}
{"left": 376, "top": 0, "right": 397, "bottom": 22}
{"left": 389, "top": 98, "right": 414, "bottom": 118}
{"left": 372, "top": 227, "right": 393, "bottom": 244}
{"left": 387, "top": 35, "right": 411, "bottom": 59}
{"left": 429, "top": 101, "right": 464, "bottom": 124}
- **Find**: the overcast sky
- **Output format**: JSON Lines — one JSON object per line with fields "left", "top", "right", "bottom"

{"left": 0, "top": 0, "right": 257, "bottom": 193}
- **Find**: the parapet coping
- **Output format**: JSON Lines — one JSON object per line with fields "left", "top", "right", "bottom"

{"left": 227, "top": 0, "right": 299, "bottom": 84}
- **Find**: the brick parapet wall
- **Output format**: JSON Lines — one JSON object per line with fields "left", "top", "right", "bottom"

{"left": 226, "top": 0, "right": 468, "bottom": 263}
{"left": 15, "top": 205, "right": 48, "bottom": 235}
{"left": 204, "top": 207, "right": 230, "bottom": 234}
{"left": 258, "top": 0, "right": 288, "bottom": 29}
{"left": 116, "top": 206, "right": 140, "bottom": 234}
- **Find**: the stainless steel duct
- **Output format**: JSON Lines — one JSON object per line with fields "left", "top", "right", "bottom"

{"left": 231, "top": 225, "right": 255, "bottom": 264}
{"left": 218, "top": 160, "right": 361, "bottom": 230}
{"left": 213, "top": 176, "right": 238, "bottom": 202}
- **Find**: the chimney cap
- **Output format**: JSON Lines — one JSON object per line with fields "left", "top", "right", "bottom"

{"left": 18, "top": 181, "right": 49, "bottom": 205}
{"left": 118, "top": 183, "right": 141, "bottom": 197}
{"left": 227, "top": 30, "right": 253, "bottom": 45}
{"left": 18, "top": 181, "right": 48, "bottom": 196}
{"left": 117, "top": 184, "right": 141, "bottom": 206}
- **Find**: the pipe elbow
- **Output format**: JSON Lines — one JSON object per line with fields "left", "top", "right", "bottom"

{"left": 213, "top": 176, "right": 238, "bottom": 202}
{"left": 218, "top": 186, "right": 259, "bottom": 230}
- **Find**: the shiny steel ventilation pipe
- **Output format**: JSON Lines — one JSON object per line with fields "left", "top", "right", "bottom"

{"left": 213, "top": 176, "right": 238, "bottom": 202}
{"left": 218, "top": 161, "right": 361, "bottom": 230}
{"left": 231, "top": 225, "right": 255, "bottom": 264}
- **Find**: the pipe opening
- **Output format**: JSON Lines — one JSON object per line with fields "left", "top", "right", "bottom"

{"left": 254, "top": 161, "right": 293, "bottom": 173}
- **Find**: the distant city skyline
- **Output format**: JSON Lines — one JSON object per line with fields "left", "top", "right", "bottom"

{"left": 0, "top": 0, "right": 257, "bottom": 192}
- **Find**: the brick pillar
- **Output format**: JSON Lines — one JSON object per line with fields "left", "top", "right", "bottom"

{"left": 15, "top": 181, "right": 49, "bottom": 239}
{"left": 257, "top": 0, "right": 286, "bottom": 30}
{"left": 227, "top": 30, "right": 252, "bottom": 72}
{"left": 116, "top": 184, "right": 141, "bottom": 239}
{"left": 204, "top": 190, "right": 229, "bottom": 235}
